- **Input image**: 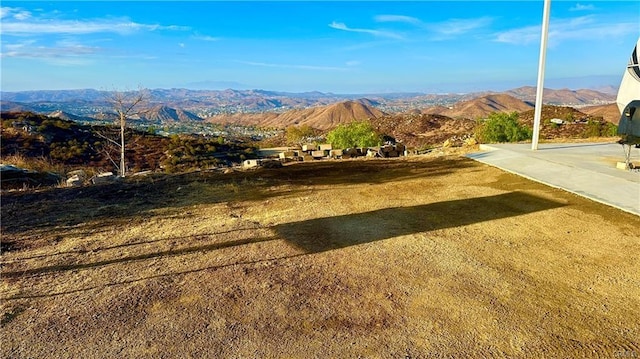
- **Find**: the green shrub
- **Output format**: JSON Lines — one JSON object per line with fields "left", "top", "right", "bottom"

{"left": 474, "top": 112, "right": 532, "bottom": 143}
{"left": 583, "top": 119, "right": 618, "bottom": 138}
{"left": 604, "top": 122, "right": 618, "bottom": 137}
{"left": 326, "top": 121, "right": 382, "bottom": 149}
{"left": 285, "top": 124, "right": 316, "bottom": 145}
{"left": 564, "top": 113, "right": 574, "bottom": 122}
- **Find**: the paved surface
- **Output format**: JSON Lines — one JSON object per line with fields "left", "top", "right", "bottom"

{"left": 466, "top": 142, "right": 640, "bottom": 215}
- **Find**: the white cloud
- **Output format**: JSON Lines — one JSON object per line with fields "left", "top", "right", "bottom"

{"left": 330, "top": 15, "right": 492, "bottom": 43}
{"left": 13, "top": 11, "right": 31, "bottom": 20}
{"left": 346, "top": 60, "right": 361, "bottom": 66}
{"left": 328, "top": 21, "right": 404, "bottom": 40}
{"left": 551, "top": 19, "right": 637, "bottom": 42}
{"left": 0, "top": 7, "right": 186, "bottom": 65}
{"left": 1, "top": 37, "right": 160, "bottom": 64}
{"left": 570, "top": 3, "right": 596, "bottom": 11}
{"left": 0, "top": 7, "right": 189, "bottom": 36}
{"left": 1, "top": 39, "right": 101, "bottom": 61}
{"left": 494, "top": 15, "right": 638, "bottom": 45}
{"left": 192, "top": 33, "right": 219, "bottom": 42}
{"left": 374, "top": 15, "right": 422, "bottom": 25}
{"left": 2, "top": 19, "right": 189, "bottom": 35}
{"left": 494, "top": 25, "right": 540, "bottom": 45}
{"left": 1, "top": 7, "right": 31, "bottom": 20}
{"left": 431, "top": 17, "right": 493, "bottom": 36}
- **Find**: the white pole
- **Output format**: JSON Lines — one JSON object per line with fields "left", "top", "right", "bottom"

{"left": 532, "top": 0, "right": 551, "bottom": 151}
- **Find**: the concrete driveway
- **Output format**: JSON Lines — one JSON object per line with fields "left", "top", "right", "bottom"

{"left": 467, "top": 142, "right": 640, "bottom": 215}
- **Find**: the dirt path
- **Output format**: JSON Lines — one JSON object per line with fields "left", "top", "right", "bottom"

{"left": 2, "top": 154, "right": 639, "bottom": 358}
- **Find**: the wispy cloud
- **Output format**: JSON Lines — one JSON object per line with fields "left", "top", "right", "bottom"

{"left": 330, "top": 14, "right": 493, "bottom": 43}
{"left": 494, "top": 25, "right": 541, "bottom": 45}
{"left": 0, "top": 7, "right": 188, "bottom": 65}
{"left": 374, "top": 14, "right": 422, "bottom": 26}
{"left": 430, "top": 17, "right": 493, "bottom": 36}
{"left": 570, "top": 3, "right": 596, "bottom": 11}
{"left": 376, "top": 14, "right": 494, "bottom": 38}
{"left": 2, "top": 19, "right": 188, "bottom": 35}
{"left": 192, "top": 33, "right": 219, "bottom": 42}
{"left": 328, "top": 21, "right": 404, "bottom": 40}
{"left": 0, "top": 6, "right": 189, "bottom": 36}
{"left": 494, "top": 15, "right": 638, "bottom": 45}
{"left": 1, "top": 39, "right": 101, "bottom": 66}
{"left": 1, "top": 37, "right": 162, "bottom": 64}
{"left": 240, "top": 60, "right": 347, "bottom": 72}
{"left": 1, "top": 7, "right": 32, "bottom": 20}
{"left": 3, "top": 40, "right": 99, "bottom": 57}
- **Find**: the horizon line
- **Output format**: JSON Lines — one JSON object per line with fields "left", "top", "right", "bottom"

{"left": 0, "top": 83, "right": 621, "bottom": 96}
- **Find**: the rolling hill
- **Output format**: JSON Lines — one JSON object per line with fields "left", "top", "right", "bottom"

{"left": 207, "top": 100, "right": 387, "bottom": 130}
{"left": 141, "top": 105, "right": 203, "bottom": 122}
{"left": 0, "top": 101, "right": 36, "bottom": 113}
{"left": 206, "top": 93, "right": 617, "bottom": 147}
{"left": 504, "top": 86, "right": 616, "bottom": 105}
{"left": 423, "top": 94, "right": 534, "bottom": 119}
{"left": 580, "top": 103, "right": 621, "bottom": 124}
{"left": 2, "top": 87, "right": 617, "bottom": 125}
{"left": 48, "top": 110, "right": 98, "bottom": 123}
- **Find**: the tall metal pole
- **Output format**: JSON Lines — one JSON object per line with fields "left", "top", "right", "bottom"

{"left": 532, "top": 0, "right": 551, "bottom": 150}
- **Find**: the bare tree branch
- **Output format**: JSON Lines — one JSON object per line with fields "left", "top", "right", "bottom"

{"left": 94, "top": 131, "right": 121, "bottom": 147}
{"left": 88, "top": 143, "right": 119, "bottom": 172}
{"left": 106, "top": 86, "right": 150, "bottom": 177}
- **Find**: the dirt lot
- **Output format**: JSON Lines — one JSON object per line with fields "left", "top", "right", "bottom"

{"left": 2, "top": 151, "right": 639, "bottom": 358}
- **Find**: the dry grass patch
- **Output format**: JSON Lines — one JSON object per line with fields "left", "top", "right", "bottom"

{"left": 2, "top": 154, "right": 639, "bottom": 358}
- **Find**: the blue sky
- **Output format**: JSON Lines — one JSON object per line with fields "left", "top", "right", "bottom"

{"left": 1, "top": 1, "right": 638, "bottom": 93}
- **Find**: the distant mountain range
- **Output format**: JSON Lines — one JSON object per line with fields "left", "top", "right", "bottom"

{"left": 204, "top": 92, "right": 621, "bottom": 130}
{"left": 0, "top": 86, "right": 619, "bottom": 129}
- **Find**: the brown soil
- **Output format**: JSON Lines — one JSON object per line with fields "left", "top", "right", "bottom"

{"left": 2, "top": 151, "right": 639, "bottom": 358}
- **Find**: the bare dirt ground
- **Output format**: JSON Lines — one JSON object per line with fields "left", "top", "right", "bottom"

{"left": 2, "top": 150, "right": 639, "bottom": 358}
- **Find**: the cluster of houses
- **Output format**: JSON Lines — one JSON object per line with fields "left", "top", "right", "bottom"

{"left": 243, "top": 142, "right": 408, "bottom": 169}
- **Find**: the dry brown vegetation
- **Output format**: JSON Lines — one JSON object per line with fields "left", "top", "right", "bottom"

{"left": 2, "top": 150, "right": 639, "bottom": 358}
{"left": 518, "top": 106, "right": 617, "bottom": 140}
{"left": 422, "top": 94, "right": 534, "bottom": 119}
{"left": 371, "top": 114, "right": 476, "bottom": 148}
{"left": 581, "top": 103, "right": 622, "bottom": 125}
{"left": 1, "top": 112, "right": 257, "bottom": 188}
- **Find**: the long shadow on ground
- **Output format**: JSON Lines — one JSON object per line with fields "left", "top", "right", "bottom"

{"left": 279, "top": 191, "right": 564, "bottom": 253}
{"left": 1, "top": 157, "right": 475, "bottom": 236}
{"left": 2, "top": 191, "right": 564, "bottom": 292}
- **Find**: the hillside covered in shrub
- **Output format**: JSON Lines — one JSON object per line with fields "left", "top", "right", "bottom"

{"left": 1, "top": 112, "right": 258, "bottom": 188}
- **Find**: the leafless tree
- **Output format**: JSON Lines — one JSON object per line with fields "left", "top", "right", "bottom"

{"left": 106, "top": 87, "right": 149, "bottom": 177}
